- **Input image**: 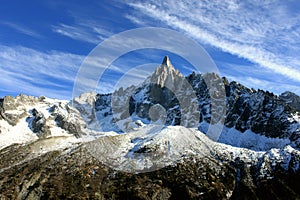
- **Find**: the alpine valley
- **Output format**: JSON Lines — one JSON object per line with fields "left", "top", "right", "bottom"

{"left": 1, "top": 57, "right": 300, "bottom": 199}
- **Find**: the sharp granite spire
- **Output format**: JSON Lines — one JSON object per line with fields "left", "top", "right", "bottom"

{"left": 162, "top": 55, "right": 173, "bottom": 68}
{"left": 150, "top": 56, "right": 183, "bottom": 88}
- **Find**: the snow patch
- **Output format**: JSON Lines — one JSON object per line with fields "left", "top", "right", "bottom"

{"left": 0, "top": 117, "right": 38, "bottom": 150}
{"left": 219, "top": 127, "right": 291, "bottom": 151}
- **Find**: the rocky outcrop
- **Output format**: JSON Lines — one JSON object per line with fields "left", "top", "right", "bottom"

{"left": 27, "top": 108, "right": 50, "bottom": 138}
{"left": 0, "top": 98, "right": 4, "bottom": 120}
{"left": 54, "top": 113, "right": 82, "bottom": 138}
{"left": 186, "top": 73, "right": 300, "bottom": 141}
{"left": 92, "top": 56, "right": 200, "bottom": 132}
{"left": 50, "top": 104, "right": 85, "bottom": 138}
{"left": 0, "top": 96, "right": 23, "bottom": 125}
{"left": 150, "top": 56, "right": 184, "bottom": 90}
{"left": 0, "top": 95, "right": 47, "bottom": 126}
{"left": 279, "top": 91, "right": 300, "bottom": 112}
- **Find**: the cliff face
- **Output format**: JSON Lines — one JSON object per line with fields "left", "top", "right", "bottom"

{"left": 187, "top": 73, "right": 300, "bottom": 142}
{"left": 279, "top": 91, "right": 300, "bottom": 112}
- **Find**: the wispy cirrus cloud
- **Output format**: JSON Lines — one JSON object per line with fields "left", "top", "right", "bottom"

{"left": 52, "top": 21, "right": 113, "bottom": 44}
{"left": 0, "top": 45, "right": 84, "bottom": 99}
{"left": 127, "top": 0, "right": 300, "bottom": 83}
{"left": 1, "top": 22, "right": 42, "bottom": 38}
{"left": 124, "top": 14, "right": 148, "bottom": 26}
{"left": 52, "top": 23, "right": 102, "bottom": 44}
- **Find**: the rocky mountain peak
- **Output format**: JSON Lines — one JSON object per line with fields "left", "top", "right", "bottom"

{"left": 162, "top": 55, "right": 172, "bottom": 68}
{"left": 150, "top": 56, "right": 183, "bottom": 88}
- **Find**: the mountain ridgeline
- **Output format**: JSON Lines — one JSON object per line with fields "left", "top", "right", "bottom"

{"left": 83, "top": 56, "right": 300, "bottom": 148}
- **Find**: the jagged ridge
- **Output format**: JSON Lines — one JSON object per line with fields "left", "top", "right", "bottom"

{"left": 87, "top": 56, "right": 300, "bottom": 149}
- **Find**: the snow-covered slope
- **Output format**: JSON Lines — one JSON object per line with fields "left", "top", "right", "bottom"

{"left": 84, "top": 124, "right": 300, "bottom": 174}
{"left": 0, "top": 94, "right": 113, "bottom": 150}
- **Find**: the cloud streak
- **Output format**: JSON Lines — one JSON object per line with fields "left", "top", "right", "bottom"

{"left": 52, "top": 21, "right": 113, "bottom": 44}
{"left": 1, "top": 22, "right": 42, "bottom": 38}
{"left": 127, "top": 0, "right": 300, "bottom": 83}
{"left": 0, "top": 45, "right": 84, "bottom": 99}
{"left": 52, "top": 23, "right": 102, "bottom": 44}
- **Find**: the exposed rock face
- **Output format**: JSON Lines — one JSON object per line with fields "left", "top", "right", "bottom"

{"left": 150, "top": 56, "right": 184, "bottom": 89}
{"left": 90, "top": 57, "right": 300, "bottom": 147}
{"left": 221, "top": 81, "right": 299, "bottom": 141}
{"left": 0, "top": 95, "right": 49, "bottom": 126}
{"left": 50, "top": 103, "right": 86, "bottom": 138}
{"left": 0, "top": 96, "right": 25, "bottom": 125}
{"left": 27, "top": 108, "right": 50, "bottom": 138}
{"left": 54, "top": 114, "right": 82, "bottom": 138}
{"left": 279, "top": 91, "right": 300, "bottom": 112}
{"left": 187, "top": 74, "right": 300, "bottom": 141}
{"left": 0, "top": 98, "right": 4, "bottom": 120}
{"left": 73, "top": 92, "right": 98, "bottom": 124}
{"left": 95, "top": 94, "right": 112, "bottom": 118}
{"left": 91, "top": 57, "right": 201, "bottom": 132}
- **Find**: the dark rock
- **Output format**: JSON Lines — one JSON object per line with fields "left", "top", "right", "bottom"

{"left": 0, "top": 98, "right": 3, "bottom": 120}
{"left": 27, "top": 108, "right": 50, "bottom": 138}
{"left": 28, "top": 108, "right": 45, "bottom": 133}
{"left": 55, "top": 114, "right": 82, "bottom": 138}
{"left": 38, "top": 96, "right": 46, "bottom": 102}
{"left": 279, "top": 91, "right": 300, "bottom": 112}
{"left": 48, "top": 105, "right": 58, "bottom": 114}
{"left": 50, "top": 102, "right": 86, "bottom": 137}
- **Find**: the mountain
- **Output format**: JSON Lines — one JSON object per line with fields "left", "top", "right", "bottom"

{"left": 0, "top": 56, "right": 300, "bottom": 199}
{"left": 81, "top": 56, "right": 300, "bottom": 150}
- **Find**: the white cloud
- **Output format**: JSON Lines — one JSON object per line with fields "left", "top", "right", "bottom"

{"left": 127, "top": 0, "right": 300, "bottom": 83}
{"left": 52, "top": 23, "right": 101, "bottom": 44}
{"left": 0, "top": 45, "right": 84, "bottom": 99}
{"left": 52, "top": 22, "right": 113, "bottom": 44}
{"left": 124, "top": 14, "right": 147, "bottom": 26}
{"left": 1, "top": 22, "right": 42, "bottom": 38}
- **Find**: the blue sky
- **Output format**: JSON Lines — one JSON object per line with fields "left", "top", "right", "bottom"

{"left": 1, "top": 0, "right": 300, "bottom": 99}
